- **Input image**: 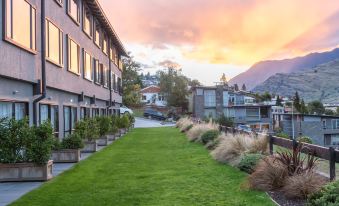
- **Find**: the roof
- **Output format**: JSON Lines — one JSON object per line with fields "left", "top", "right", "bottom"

{"left": 85, "top": 0, "right": 128, "bottom": 56}
{"left": 140, "top": 86, "right": 161, "bottom": 94}
{"left": 277, "top": 113, "right": 339, "bottom": 119}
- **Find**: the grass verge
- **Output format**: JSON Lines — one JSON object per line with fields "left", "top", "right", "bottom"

{"left": 12, "top": 127, "right": 274, "bottom": 206}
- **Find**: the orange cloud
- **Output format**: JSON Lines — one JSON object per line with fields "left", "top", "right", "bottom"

{"left": 100, "top": 0, "right": 339, "bottom": 65}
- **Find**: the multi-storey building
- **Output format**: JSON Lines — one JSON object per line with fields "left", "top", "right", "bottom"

{"left": 190, "top": 84, "right": 273, "bottom": 132}
{"left": 0, "top": 0, "right": 127, "bottom": 138}
{"left": 273, "top": 113, "right": 339, "bottom": 147}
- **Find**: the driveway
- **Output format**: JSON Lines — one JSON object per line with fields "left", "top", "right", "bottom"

{"left": 134, "top": 117, "right": 175, "bottom": 128}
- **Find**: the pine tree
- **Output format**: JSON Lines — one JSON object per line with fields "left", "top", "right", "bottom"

{"left": 241, "top": 84, "right": 247, "bottom": 91}
{"left": 293, "top": 91, "right": 301, "bottom": 112}
{"left": 220, "top": 73, "right": 227, "bottom": 84}
{"left": 276, "top": 95, "right": 283, "bottom": 106}
{"left": 234, "top": 84, "right": 239, "bottom": 91}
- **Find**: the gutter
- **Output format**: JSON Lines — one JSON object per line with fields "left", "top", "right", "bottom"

{"left": 33, "top": 0, "right": 46, "bottom": 125}
{"left": 108, "top": 39, "right": 112, "bottom": 110}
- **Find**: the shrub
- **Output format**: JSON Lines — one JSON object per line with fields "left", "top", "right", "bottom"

{"left": 74, "top": 119, "right": 89, "bottom": 139}
{"left": 0, "top": 118, "right": 31, "bottom": 163}
{"left": 61, "top": 133, "right": 84, "bottom": 149}
{"left": 211, "top": 133, "right": 268, "bottom": 166}
{"left": 176, "top": 117, "right": 194, "bottom": 132}
{"left": 308, "top": 180, "right": 339, "bottom": 205}
{"left": 187, "top": 121, "right": 219, "bottom": 142}
{"left": 26, "top": 121, "right": 55, "bottom": 165}
{"left": 182, "top": 124, "right": 193, "bottom": 133}
{"left": 85, "top": 118, "right": 100, "bottom": 141}
{"left": 248, "top": 156, "right": 288, "bottom": 191}
{"left": 96, "top": 116, "right": 112, "bottom": 137}
{"left": 297, "top": 136, "right": 313, "bottom": 144}
{"left": 217, "top": 115, "right": 234, "bottom": 127}
{"left": 237, "top": 153, "right": 264, "bottom": 174}
{"left": 201, "top": 130, "right": 220, "bottom": 145}
{"left": 276, "top": 132, "right": 290, "bottom": 139}
{"left": 282, "top": 172, "right": 326, "bottom": 199}
{"left": 117, "top": 115, "right": 130, "bottom": 129}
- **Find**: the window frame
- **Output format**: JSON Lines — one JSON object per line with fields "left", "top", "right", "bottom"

{"left": 39, "top": 104, "right": 59, "bottom": 137}
{"left": 102, "top": 64, "right": 109, "bottom": 88}
{"left": 83, "top": 49, "right": 93, "bottom": 81}
{"left": 102, "top": 32, "right": 108, "bottom": 55}
{"left": 66, "top": 0, "right": 80, "bottom": 25}
{"left": 54, "top": 0, "right": 63, "bottom": 7}
{"left": 0, "top": 100, "right": 29, "bottom": 120}
{"left": 67, "top": 35, "right": 81, "bottom": 75}
{"left": 94, "top": 21, "right": 101, "bottom": 48}
{"left": 82, "top": 4, "right": 93, "bottom": 39}
{"left": 63, "top": 106, "right": 77, "bottom": 137}
{"left": 94, "top": 59, "right": 101, "bottom": 85}
{"left": 204, "top": 90, "right": 216, "bottom": 107}
{"left": 3, "top": 0, "right": 37, "bottom": 54}
{"left": 46, "top": 18, "right": 64, "bottom": 67}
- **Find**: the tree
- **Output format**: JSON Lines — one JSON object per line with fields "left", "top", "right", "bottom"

{"left": 189, "top": 79, "right": 202, "bottom": 87}
{"left": 293, "top": 91, "right": 301, "bottom": 112}
{"left": 234, "top": 84, "right": 239, "bottom": 91}
{"left": 299, "top": 99, "right": 308, "bottom": 114}
{"left": 337, "top": 107, "right": 339, "bottom": 115}
{"left": 220, "top": 73, "right": 227, "bottom": 84}
{"left": 122, "top": 54, "right": 143, "bottom": 107}
{"left": 159, "top": 69, "right": 189, "bottom": 110}
{"left": 324, "top": 109, "right": 335, "bottom": 116}
{"left": 261, "top": 92, "right": 272, "bottom": 102}
{"left": 276, "top": 95, "right": 283, "bottom": 106}
{"left": 307, "top": 100, "right": 325, "bottom": 115}
{"left": 241, "top": 84, "right": 247, "bottom": 91}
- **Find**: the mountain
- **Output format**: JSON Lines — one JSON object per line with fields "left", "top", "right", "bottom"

{"left": 229, "top": 48, "right": 339, "bottom": 90}
{"left": 252, "top": 59, "right": 339, "bottom": 103}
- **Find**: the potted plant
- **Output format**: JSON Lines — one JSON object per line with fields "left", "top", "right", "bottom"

{"left": 78, "top": 119, "right": 99, "bottom": 153}
{"left": 0, "top": 118, "right": 54, "bottom": 182}
{"left": 52, "top": 133, "right": 84, "bottom": 163}
{"left": 118, "top": 115, "right": 130, "bottom": 135}
{"left": 96, "top": 116, "right": 112, "bottom": 146}
{"left": 107, "top": 117, "right": 118, "bottom": 141}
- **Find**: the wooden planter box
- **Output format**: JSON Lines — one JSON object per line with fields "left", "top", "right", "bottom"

{"left": 52, "top": 149, "right": 81, "bottom": 163}
{"left": 81, "top": 140, "right": 98, "bottom": 153}
{"left": 119, "top": 128, "right": 126, "bottom": 135}
{"left": 0, "top": 160, "right": 53, "bottom": 182}
{"left": 107, "top": 134, "right": 116, "bottom": 141}
{"left": 97, "top": 136, "right": 109, "bottom": 146}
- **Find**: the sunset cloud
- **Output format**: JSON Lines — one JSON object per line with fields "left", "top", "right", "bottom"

{"left": 99, "top": 0, "right": 339, "bottom": 84}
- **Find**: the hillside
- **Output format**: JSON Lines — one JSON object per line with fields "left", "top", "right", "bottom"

{"left": 252, "top": 59, "right": 339, "bottom": 103}
{"left": 229, "top": 48, "right": 339, "bottom": 90}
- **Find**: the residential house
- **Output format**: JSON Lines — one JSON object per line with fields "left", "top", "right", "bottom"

{"left": 273, "top": 113, "right": 339, "bottom": 147}
{"left": 190, "top": 84, "right": 272, "bottom": 132}
{"left": 0, "top": 0, "right": 127, "bottom": 139}
{"left": 140, "top": 86, "right": 166, "bottom": 107}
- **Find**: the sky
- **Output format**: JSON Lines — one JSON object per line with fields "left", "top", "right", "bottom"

{"left": 99, "top": 0, "right": 339, "bottom": 85}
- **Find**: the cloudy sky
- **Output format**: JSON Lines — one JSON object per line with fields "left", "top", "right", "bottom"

{"left": 99, "top": 0, "right": 339, "bottom": 85}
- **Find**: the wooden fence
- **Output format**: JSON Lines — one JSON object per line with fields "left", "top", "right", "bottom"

{"left": 219, "top": 126, "right": 339, "bottom": 181}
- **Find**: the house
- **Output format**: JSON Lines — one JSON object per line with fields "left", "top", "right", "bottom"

{"left": 190, "top": 84, "right": 273, "bottom": 132}
{"left": 0, "top": 0, "right": 127, "bottom": 139}
{"left": 140, "top": 86, "right": 166, "bottom": 107}
{"left": 273, "top": 113, "right": 339, "bottom": 147}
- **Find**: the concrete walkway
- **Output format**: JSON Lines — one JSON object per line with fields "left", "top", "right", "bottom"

{"left": 0, "top": 143, "right": 110, "bottom": 206}
{"left": 134, "top": 117, "right": 175, "bottom": 128}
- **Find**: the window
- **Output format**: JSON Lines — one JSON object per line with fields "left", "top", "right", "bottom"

{"left": 5, "top": 0, "right": 36, "bottom": 51}
{"left": 246, "top": 108, "right": 260, "bottom": 120}
{"left": 223, "top": 91, "right": 229, "bottom": 106}
{"left": 102, "top": 33, "right": 108, "bottom": 55}
{"left": 142, "top": 95, "right": 146, "bottom": 100}
{"left": 117, "top": 77, "right": 122, "bottom": 94}
{"left": 80, "top": 107, "right": 90, "bottom": 119}
{"left": 332, "top": 120, "right": 339, "bottom": 129}
{"left": 83, "top": 6, "right": 92, "bottom": 37}
{"left": 260, "top": 107, "right": 269, "bottom": 118}
{"left": 102, "top": 65, "right": 109, "bottom": 88}
{"left": 196, "top": 89, "right": 203, "bottom": 96}
{"left": 67, "top": 35, "right": 80, "bottom": 74}
{"left": 94, "top": 59, "right": 101, "bottom": 84}
{"left": 67, "top": 0, "right": 80, "bottom": 23}
{"left": 118, "top": 58, "right": 124, "bottom": 70}
{"left": 83, "top": 50, "right": 93, "bottom": 80}
{"left": 101, "top": 108, "right": 107, "bottom": 116}
{"left": 331, "top": 134, "right": 339, "bottom": 145}
{"left": 0, "top": 101, "right": 28, "bottom": 120}
{"left": 110, "top": 44, "right": 116, "bottom": 63}
{"left": 111, "top": 72, "right": 116, "bottom": 90}
{"left": 64, "top": 106, "right": 77, "bottom": 137}
{"left": 94, "top": 21, "right": 101, "bottom": 47}
{"left": 40, "top": 104, "right": 59, "bottom": 137}
{"left": 46, "top": 20, "right": 63, "bottom": 66}
{"left": 92, "top": 108, "right": 99, "bottom": 117}
{"left": 204, "top": 90, "right": 216, "bottom": 107}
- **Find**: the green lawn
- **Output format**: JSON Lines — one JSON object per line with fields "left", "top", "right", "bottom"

{"left": 12, "top": 127, "right": 274, "bottom": 206}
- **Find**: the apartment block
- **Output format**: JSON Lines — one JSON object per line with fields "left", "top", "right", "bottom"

{"left": 273, "top": 113, "right": 339, "bottom": 147}
{"left": 0, "top": 0, "right": 127, "bottom": 139}
{"left": 190, "top": 84, "right": 273, "bottom": 131}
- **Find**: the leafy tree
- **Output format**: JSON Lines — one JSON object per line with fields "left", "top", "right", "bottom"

{"left": 324, "top": 109, "right": 335, "bottom": 116}
{"left": 276, "top": 95, "right": 283, "bottom": 106}
{"left": 189, "top": 79, "right": 202, "bottom": 87}
{"left": 122, "top": 54, "right": 143, "bottom": 107}
{"left": 159, "top": 68, "right": 189, "bottom": 109}
{"left": 293, "top": 91, "right": 301, "bottom": 112}
{"left": 337, "top": 107, "right": 339, "bottom": 115}
{"left": 241, "top": 84, "right": 247, "bottom": 91}
{"left": 234, "top": 84, "right": 239, "bottom": 91}
{"left": 261, "top": 92, "right": 272, "bottom": 102}
{"left": 299, "top": 99, "right": 308, "bottom": 114}
{"left": 308, "top": 100, "right": 325, "bottom": 115}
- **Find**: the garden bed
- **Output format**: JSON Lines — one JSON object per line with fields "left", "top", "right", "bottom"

{"left": 0, "top": 160, "right": 53, "bottom": 182}
{"left": 81, "top": 140, "right": 98, "bottom": 153}
{"left": 52, "top": 149, "right": 81, "bottom": 163}
{"left": 97, "top": 136, "right": 109, "bottom": 146}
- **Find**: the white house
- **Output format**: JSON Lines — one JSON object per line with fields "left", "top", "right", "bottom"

{"left": 140, "top": 86, "right": 167, "bottom": 107}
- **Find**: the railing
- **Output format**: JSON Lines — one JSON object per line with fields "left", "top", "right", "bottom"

{"left": 219, "top": 126, "right": 339, "bottom": 181}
